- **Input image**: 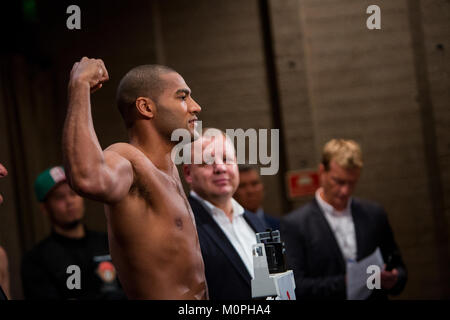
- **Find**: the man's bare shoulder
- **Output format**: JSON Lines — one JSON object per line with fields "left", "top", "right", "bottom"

{"left": 105, "top": 143, "right": 145, "bottom": 162}
{"left": 104, "top": 143, "right": 156, "bottom": 173}
{"left": 105, "top": 142, "right": 136, "bottom": 156}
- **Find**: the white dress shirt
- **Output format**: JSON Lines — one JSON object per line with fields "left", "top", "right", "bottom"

{"left": 190, "top": 191, "right": 257, "bottom": 278}
{"left": 315, "top": 188, "right": 357, "bottom": 261}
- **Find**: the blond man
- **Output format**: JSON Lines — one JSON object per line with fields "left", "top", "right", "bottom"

{"left": 281, "top": 139, "right": 407, "bottom": 300}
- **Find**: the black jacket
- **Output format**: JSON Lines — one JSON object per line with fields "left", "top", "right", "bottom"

{"left": 189, "top": 195, "right": 266, "bottom": 300}
{"left": 281, "top": 198, "right": 407, "bottom": 300}
{"left": 0, "top": 285, "right": 6, "bottom": 300}
{"left": 21, "top": 228, "right": 126, "bottom": 300}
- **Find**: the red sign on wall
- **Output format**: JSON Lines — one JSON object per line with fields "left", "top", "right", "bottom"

{"left": 286, "top": 170, "right": 320, "bottom": 199}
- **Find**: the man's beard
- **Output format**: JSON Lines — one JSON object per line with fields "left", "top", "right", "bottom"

{"left": 52, "top": 218, "right": 82, "bottom": 230}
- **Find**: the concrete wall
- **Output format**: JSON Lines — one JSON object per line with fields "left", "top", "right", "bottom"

{"left": 267, "top": 0, "right": 449, "bottom": 299}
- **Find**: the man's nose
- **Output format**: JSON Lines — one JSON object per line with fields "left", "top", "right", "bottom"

{"left": 66, "top": 194, "right": 78, "bottom": 206}
{"left": 189, "top": 98, "right": 201, "bottom": 114}
{"left": 213, "top": 163, "right": 227, "bottom": 174}
{"left": 340, "top": 184, "right": 351, "bottom": 196}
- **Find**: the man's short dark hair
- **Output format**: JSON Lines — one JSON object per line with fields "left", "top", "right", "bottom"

{"left": 238, "top": 164, "right": 259, "bottom": 174}
{"left": 116, "top": 64, "right": 176, "bottom": 128}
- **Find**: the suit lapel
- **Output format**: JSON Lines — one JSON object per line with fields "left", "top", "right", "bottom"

{"left": 312, "top": 200, "right": 346, "bottom": 269}
{"left": 243, "top": 211, "right": 265, "bottom": 233}
{"left": 189, "top": 196, "right": 252, "bottom": 284}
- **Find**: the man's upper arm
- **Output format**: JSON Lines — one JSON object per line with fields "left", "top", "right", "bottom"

{"left": 100, "top": 149, "right": 134, "bottom": 204}
{"left": 280, "top": 217, "right": 304, "bottom": 273}
{"left": 281, "top": 216, "right": 311, "bottom": 289}
{"left": 281, "top": 213, "right": 346, "bottom": 299}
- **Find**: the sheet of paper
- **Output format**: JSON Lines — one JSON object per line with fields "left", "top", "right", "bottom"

{"left": 346, "top": 247, "right": 384, "bottom": 300}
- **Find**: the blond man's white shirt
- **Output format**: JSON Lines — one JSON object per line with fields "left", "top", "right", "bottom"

{"left": 315, "top": 188, "right": 357, "bottom": 261}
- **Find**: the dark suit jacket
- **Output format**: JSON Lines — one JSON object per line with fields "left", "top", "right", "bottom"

{"left": 0, "top": 285, "right": 6, "bottom": 300}
{"left": 188, "top": 195, "right": 266, "bottom": 300}
{"left": 281, "top": 198, "right": 407, "bottom": 300}
{"left": 262, "top": 212, "right": 280, "bottom": 232}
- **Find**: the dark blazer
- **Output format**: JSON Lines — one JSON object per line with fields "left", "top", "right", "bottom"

{"left": 0, "top": 285, "right": 6, "bottom": 300}
{"left": 261, "top": 212, "right": 281, "bottom": 232}
{"left": 281, "top": 198, "right": 407, "bottom": 300}
{"left": 188, "top": 195, "right": 266, "bottom": 300}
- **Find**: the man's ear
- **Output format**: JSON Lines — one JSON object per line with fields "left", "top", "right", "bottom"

{"left": 135, "top": 97, "right": 155, "bottom": 119}
{"left": 39, "top": 203, "right": 49, "bottom": 218}
{"left": 318, "top": 163, "right": 326, "bottom": 185}
{"left": 318, "top": 163, "right": 325, "bottom": 175}
{"left": 183, "top": 165, "right": 192, "bottom": 184}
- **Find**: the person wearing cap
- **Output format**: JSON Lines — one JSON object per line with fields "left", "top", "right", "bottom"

{"left": 21, "top": 166, "right": 126, "bottom": 300}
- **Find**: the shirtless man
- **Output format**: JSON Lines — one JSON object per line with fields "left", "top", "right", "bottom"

{"left": 63, "top": 57, "right": 207, "bottom": 299}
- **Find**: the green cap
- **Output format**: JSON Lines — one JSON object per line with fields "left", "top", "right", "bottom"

{"left": 34, "top": 166, "right": 67, "bottom": 202}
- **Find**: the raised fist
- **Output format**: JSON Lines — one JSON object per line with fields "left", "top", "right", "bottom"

{"left": 70, "top": 57, "right": 109, "bottom": 93}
